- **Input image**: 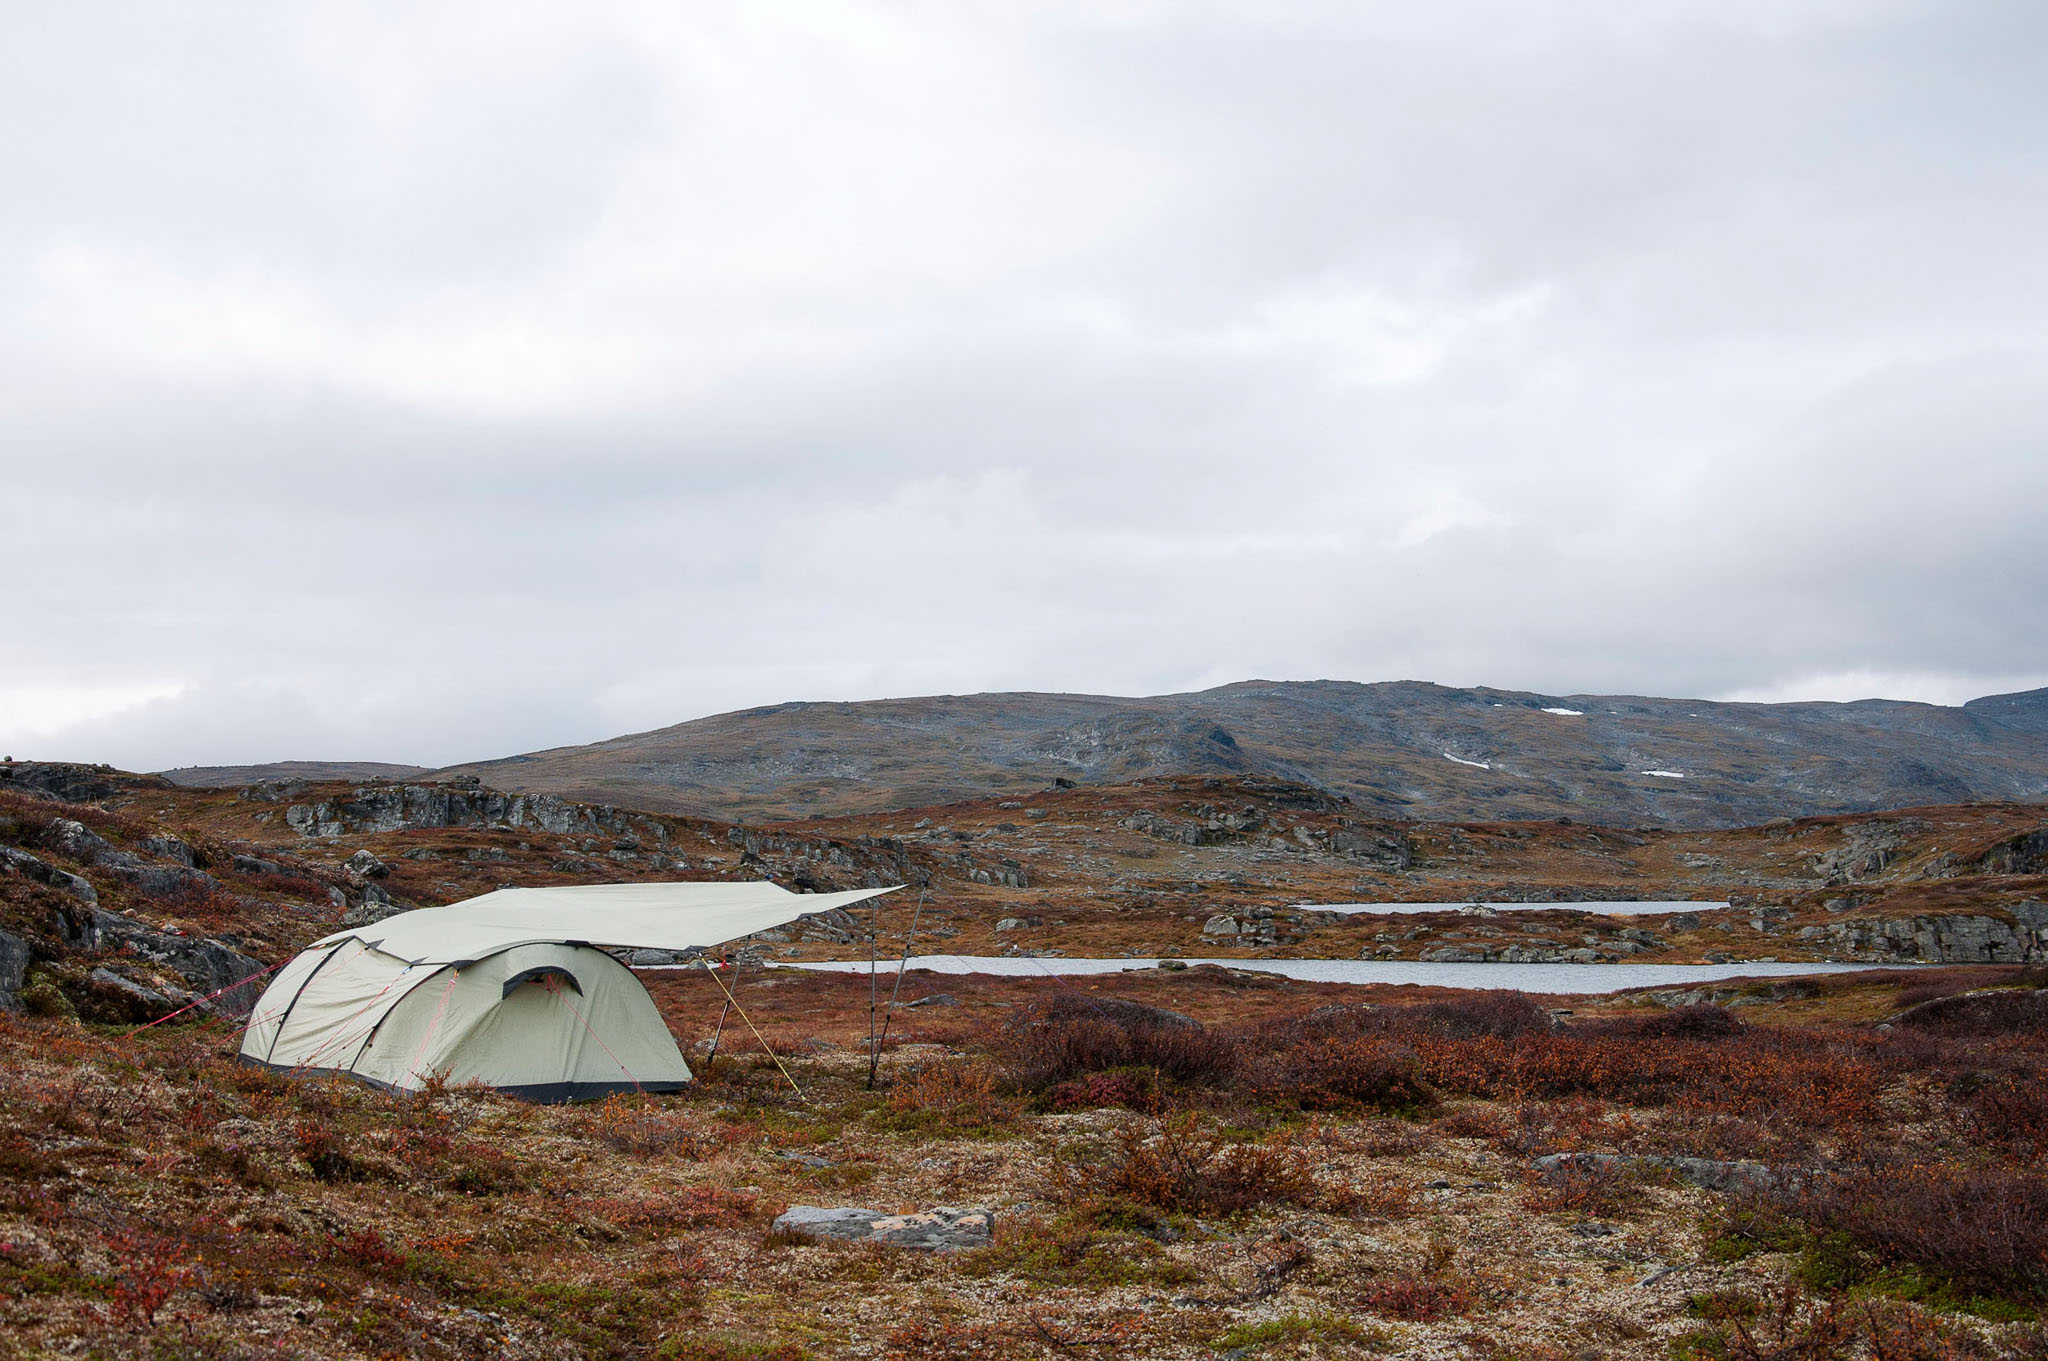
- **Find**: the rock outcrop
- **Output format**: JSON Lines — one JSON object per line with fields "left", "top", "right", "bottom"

{"left": 0, "top": 762, "right": 146, "bottom": 804}
{"left": 88, "top": 909, "right": 267, "bottom": 1010}
{"left": 1802, "top": 905, "right": 2048, "bottom": 963}
{"left": 1531, "top": 1152, "right": 1785, "bottom": 1195}
{"left": 0, "top": 929, "right": 28, "bottom": 1011}
{"left": 285, "top": 784, "right": 664, "bottom": 842}
{"left": 42, "top": 819, "right": 220, "bottom": 902}
{"left": 1, "top": 846, "right": 99, "bottom": 905}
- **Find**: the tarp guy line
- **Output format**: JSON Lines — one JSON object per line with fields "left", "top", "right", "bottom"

{"left": 701, "top": 962, "right": 804, "bottom": 1101}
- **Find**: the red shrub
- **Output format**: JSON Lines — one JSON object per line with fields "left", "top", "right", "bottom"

{"left": 1057, "top": 1115, "right": 1321, "bottom": 1215}
{"left": 991, "top": 997, "right": 1237, "bottom": 1091}
{"left": 1523, "top": 1156, "right": 1647, "bottom": 1217}
{"left": 1047, "top": 1068, "right": 1157, "bottom": 1112}
{"left": 331, "top": 1227, "right": 406, "bottom": 1273}
{"left": 1957, "top": 1069, "right": 2048, "bottom": 1153}
{"left": 1241, "top": 1034, "right": 1436, "bottom": 1114}
{"left": 1358, "top": 1273, "right": 1471, "bottom": 1322}
{"left": 101, "top": 1229, "right": 193, "bottom": 1327}
{"left": 1789, "top": 1162, "right": 2048, "bottom": 1301}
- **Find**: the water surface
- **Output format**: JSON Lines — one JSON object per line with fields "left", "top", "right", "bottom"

{"left": 771, "top": 956, "right": 1886, "bottom": 995}
{"left": 1305, "top": 900, "right": 1728, "bottom": 917}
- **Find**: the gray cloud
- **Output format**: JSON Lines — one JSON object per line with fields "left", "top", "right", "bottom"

{"left": 3, "top": 1, "right": 2044, "bottom": 771}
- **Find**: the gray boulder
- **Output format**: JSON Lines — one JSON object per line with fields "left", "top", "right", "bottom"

{"left": 92, "top": 910, "right": 267, "bottom": 1011}
{"left": 773, "top": 1206, "right": 884, "bottom": 1241}
{"left": 342, "top": 849, "right": 390, "bottom": 880}
{"left": 1531, "top": 1152, "right": 1782, "bottom": 1195}
{"left": 771, "top": 1205, "right": 993, "bottom": 1251}
{"left": 0, "top": 763, "right": 129, "bottom": 804}
{"left": 339, "top": 886, "right": 405, "bottom": 928}
{"left": 140, "top": 836, "right": 197, "bottom": 867}
{"left": 42, "top": 820, "right": 218, "bottom": 901}
{"left": 89, "top": 967, "right": 183, "bottom": 1014}
{"left": 44, "top": 818, "right": 111, "bottom": 860}
{"left": 0, "top": 930, "right": 29, "bottom": 1011}
{"left": 0, "top": 846, "right": 99, "bottom": 905}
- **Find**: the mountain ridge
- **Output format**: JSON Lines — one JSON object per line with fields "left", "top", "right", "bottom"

{"left": 424, "top": 679, "right": 2048, "bottom": 828}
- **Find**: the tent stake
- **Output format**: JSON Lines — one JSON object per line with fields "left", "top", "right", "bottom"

{"left": 867, "top": 889, "right": 927, "bottom": 1089}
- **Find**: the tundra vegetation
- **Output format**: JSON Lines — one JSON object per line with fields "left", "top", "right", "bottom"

{"left": 2, "top": 763, "right": 2046, "bottom": 1357}
{"left": 1, "top": 964, "right": 2045, "bottom": 1359}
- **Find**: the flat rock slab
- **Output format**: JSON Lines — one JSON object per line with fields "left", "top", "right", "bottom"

{"left": 772, "top": 1205, "right": 993, "bottom": 1251}
{"left": 1531, "top": 1152, "right": 1782, "bottom": 1194}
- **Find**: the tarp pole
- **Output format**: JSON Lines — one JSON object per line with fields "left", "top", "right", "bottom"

{"left": 866, "top": 900, "right": 879, "bottom": 1075}
{"left": 868, "top": 889, "right": 927, "bottom": 1088}
{"left": 705, "top": 993, "right": 732, "bottom": 1063}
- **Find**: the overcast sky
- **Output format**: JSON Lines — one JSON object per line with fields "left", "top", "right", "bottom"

{"left": 4, "top": 1, "right": 2045, "bottom": 771}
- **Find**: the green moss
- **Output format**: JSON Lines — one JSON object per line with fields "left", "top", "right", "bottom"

{"left": 955, "top": 1209, "right": 1198, "bottom": 1289}
{"left": 1214, "top": 1311, "right": 1389, "bottom": 1352}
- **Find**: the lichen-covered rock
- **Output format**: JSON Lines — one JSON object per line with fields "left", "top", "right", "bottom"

{"left": 0, "top": 930, "right": 29, "bottom": 1011}
{"left": 40, "top": 820, "right": 219, "bottom": 902}
{"left": 1819, "top": 911, "right": 2046, "bottom": 963}
{"left": 1532, "top": 1152, "right": 1783, "bottom": 1194}
{"left": 91, "top": 911, "right": 266, "bottom": 1012}
{"left": 771, "top": 1205, "right": 993, "bottom": 1250}
{"left": 0, "top": 763, "right": 130, "bottom": 804}
{"left": 285, "top": 784, "right": 665, "bottom": 842}
{"left": 140, "top": 836, "right": 197, "bottom": 867}
{"left": 0, "top": 846, "right": 98, "bottom": 905}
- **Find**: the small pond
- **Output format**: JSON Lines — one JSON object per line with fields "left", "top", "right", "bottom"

{"left": 1304, "top": 900, "right": 1729, "bottom": 917}
{"left": 772, "top": 956, "right": 1890, "bottom": 994}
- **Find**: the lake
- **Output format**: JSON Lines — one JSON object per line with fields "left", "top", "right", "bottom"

{"left": 1304, "top": 900, "right": 1729, "bottom": 917}
{"left": 771, "top": 955, "right": 1889, "bottom": 994}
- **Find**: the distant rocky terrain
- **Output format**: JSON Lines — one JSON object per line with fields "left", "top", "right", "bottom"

{"left": 428, "top": 679, "right": 2048, "bottom": 828}
{"left": 159, "top": 760, "right": 431, "bottom": 787}
{"left": 3, "top": 758, "right": 2043, "bottom": 1023}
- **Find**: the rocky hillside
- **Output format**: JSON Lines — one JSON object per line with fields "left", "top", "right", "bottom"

{"left": 3, "top": 759, "right": 2043, "bottom": 1026}
{"left": 429, "top": 679, "right": 2048, "bottom": 827}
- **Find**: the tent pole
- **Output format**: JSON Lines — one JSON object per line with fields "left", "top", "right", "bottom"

{"left": 867, "top": 889, "right": 927, "bottom": 1089}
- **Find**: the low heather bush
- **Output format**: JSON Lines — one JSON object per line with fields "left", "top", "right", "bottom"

{"left": 1522, "top": 1155, "right": 1649, "bottom": 1218}
{"left": 1240, "top": 1032, "right": 1436, "bottom": 1114}
{"left": 1055, "top": 1115, "right": 1321, "bottom": 1215}
{"left": 1891, "top": 987, "right": 2048, "bottom": 1039}
{"left": 883, "top": 1060, "right": 1020, "bottom": 1134}
{"left": 1046, "top": 1066, "right": 1158, "bottom": 1112}
{"left": 1580, "top": 1003, "right": 1747, "bottom": 1041}
{"left": 1356, "top": 1273, "right": 1472, "bottom": 1323}
{"left": 1788, "top": 1161, "right": 2048, "bottom": 1302}
{"left": 991, "top": 997, "right": 1237, "bottom": 1091}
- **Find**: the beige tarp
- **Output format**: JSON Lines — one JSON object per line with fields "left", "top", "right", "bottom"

{"left": 314, "top": 880, "right": 898, "bottom": 963}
